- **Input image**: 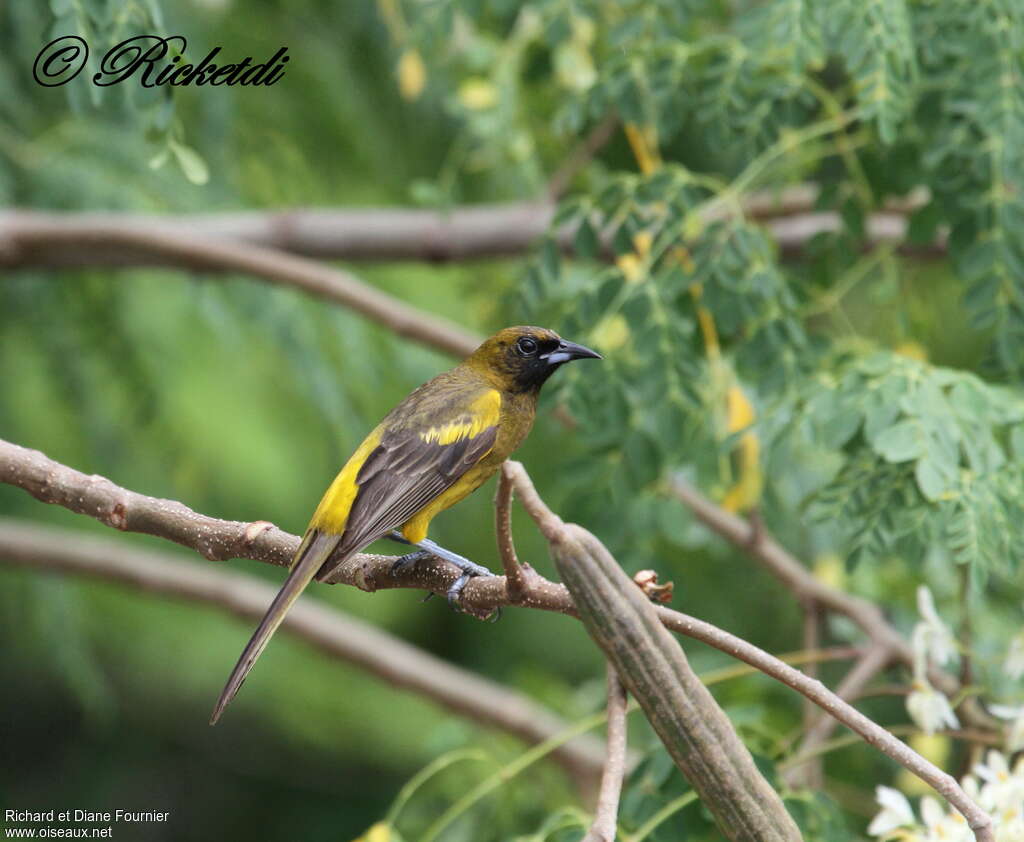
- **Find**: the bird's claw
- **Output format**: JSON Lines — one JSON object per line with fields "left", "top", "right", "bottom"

{"left": 390, "top": 539, "right": 496, "bottom": 615}
{"left": 446, "top": 573, "right": 472, "bottom": 607}
{"left": 391, "top": 549, "right": 429, "bottom": 575}
{"left": 445, "top": 561, "right": 495, "bottom": 610}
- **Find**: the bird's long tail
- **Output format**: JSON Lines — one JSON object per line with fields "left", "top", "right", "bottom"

{"left": 210, "top": 529, "right": 341, "bottom": 725}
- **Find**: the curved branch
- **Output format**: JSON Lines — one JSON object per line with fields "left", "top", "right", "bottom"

{"left": 0, "top": 211, "right": 481, "bottom": 358}
{"left": 0, "top": 205, "right": 552, "bottom": 266}
{"left": 0, "top": 439, "right": 995, "bottom": 839}
{"left": 494, "top": 464, "right": 528, "bottom": 600}
{"left": 783, "top": 645, "right": 893, "bottom": 788}
{"left": 0, "top": 517, "right": 606, "bottom": 784}
{"left": 0, "top": 189, "right": 940, "bottom": 284}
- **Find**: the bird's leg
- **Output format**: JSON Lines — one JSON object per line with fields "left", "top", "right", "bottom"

{"left": 388, "top": 531, "right": 428, "bottom": 573}
{"left": 387, "top": 531, "right": 495, "bottom": 606}
{"left": 387, "top": 531, "right": 413, "bottom": 546}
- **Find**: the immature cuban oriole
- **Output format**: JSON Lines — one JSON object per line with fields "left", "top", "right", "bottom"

{"left": 210, "top": 326, "right": 601, "bottom": 724}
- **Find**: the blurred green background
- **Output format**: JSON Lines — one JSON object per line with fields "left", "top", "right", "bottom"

{"left": 2, "top": 1, "right": 1014, "bottom": 840}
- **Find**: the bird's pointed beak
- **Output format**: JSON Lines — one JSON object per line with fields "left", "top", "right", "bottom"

{"left": 544, "top": 339, "right": 603, "bottom": 365}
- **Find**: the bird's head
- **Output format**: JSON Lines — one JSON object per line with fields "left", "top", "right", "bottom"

{"left": 466, "top": 326, "right": 602, "bottom": 393}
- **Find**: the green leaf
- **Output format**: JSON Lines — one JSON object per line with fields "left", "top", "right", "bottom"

{"left": 871, "top": 420, "right": 925, "bottom": 462}
{"left": 574, "top": 217, "right": 600, "bottom": 259}
{"left": 915, "top": 456, "right": 949, "bottom": 501}
{"left": 168, "top": 140, "right": 210, "bottom": 186}
{"left": 830, "top": 0, "right": 917, "bottom": 144}
{"left": 1012, "top": 426, "right": 1024, "bottom": 460}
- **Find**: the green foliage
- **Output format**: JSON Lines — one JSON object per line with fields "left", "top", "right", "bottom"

{"left": 915, "top": 0, "right": 1024, "bottom": 376}
{"left": 44, "top": 0, "right": 207, "bottom": 182}
{"left": 795, "top": 351, "right": 1024, "bottom": 574}
{"left": 518, "top": 164, "right": 807, "bottom": 524}
{"left": 395, "top": 0, "right": 1024, "bottom": 592}
{"left": 830, "top": 0, "right": 917, "bottom": 145}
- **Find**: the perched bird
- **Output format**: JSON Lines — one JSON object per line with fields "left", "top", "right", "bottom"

{"left": 210, "top": 325, "right": 601, "bottom": 724}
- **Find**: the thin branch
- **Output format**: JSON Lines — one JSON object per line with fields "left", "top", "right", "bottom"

{"left": 639, "top": 605, "right": 991, "bottom": 839}
{"left": 781, "top": 725, "right": 1006, "bottom": 772}
{"left": 799, "top": 598, "right": 824, "bottom": 788}
{"left": 0, "top": 211, "right": 481, "bottom": 359}
{"left": 698, "top": 646, "right": 865, "bottom": 686}
{"left": 582, "top": 666, "right": 629, "bottom": 842}
{"left": 783, "top": 644, "right": 893, "bottom": 788}
{"left": 804, "top": 646, "right": 894, "bottom": 746}
{"left": 670, "top": 479, "right": 926, "bottom": 684}
{"left": 671, "top": 477, "right": 998, "bottom": 732}
{"left": 494, "top": 462, "right": 528, "bottom": 601}
{"left": 0, "top": 517, "right": 607, "bottom": 784}
{"left": 0, "top": 442, "right": 995, "bottom": 840}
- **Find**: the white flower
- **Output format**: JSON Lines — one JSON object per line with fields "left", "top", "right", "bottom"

{"left": 989, "top": 704, "right": 1024, "bottom": 754}
{"left": 868, "top": 786, "right": 916, "bottom": 836}
{"left": 920, "top": 795, "right": 972, "bottom": 842}
{"left": 920, "top": 796, "right": 945, "bottom": 826}
{"left": 974, "top": 749, "right": 1012, "bottom": 786}
{"left": 1007, "top": 717, "right": 1024, "bottom": 755}
{"left": 1005, "top": 630, "right": 1024, "bottom": 681}
{"left": 970, "top": 751, "right": 1024, "bottom": 835}
{"left": 997, "top": 817, "right": 1024, "bottom": 842}
{"left": 914, "top": 586, "right": 959, "bottom": 668}
{"left": 867, "top": 751, "right": 1024, "bottom": 840}
{"left": 907, "top": 680, "right": 960, "bottom": 735}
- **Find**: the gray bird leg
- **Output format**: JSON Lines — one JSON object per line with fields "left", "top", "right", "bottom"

{"left": 388, "top": 531, "right": 495, "bottom": 606}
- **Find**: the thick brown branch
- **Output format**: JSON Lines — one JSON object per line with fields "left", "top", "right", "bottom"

{"left": 1, "top": 438, "right": 301, "bottom": 567}
{"left": 0, "top": 205, "right": 555, "bottom": 265}
{"left": 0, "top": 442, "right": 994, "bottom": 840}
{"left": 0, "top": 517, "right": 607, "bottom": 783}
{"left": 582, "top": 666, "right": 629, "bottom": 842}
{"left": 0, "top": 212, "right": 481, "bottom": 358}
{"left": 0, "top": 189, "right": 940, "bottom": 282}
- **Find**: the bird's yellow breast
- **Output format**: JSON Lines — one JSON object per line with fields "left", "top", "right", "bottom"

{"left": 399, "top": 461, "right": 495, "bottom": 543}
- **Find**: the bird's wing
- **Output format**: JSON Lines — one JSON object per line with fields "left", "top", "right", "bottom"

{"left": 323, "top": 382, "right": 502, "bottom": 562}
{"left": 211, "top": 381, "right": 501, "bottom": 723}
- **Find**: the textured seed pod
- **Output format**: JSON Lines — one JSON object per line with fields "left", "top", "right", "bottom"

{"left": 551, "top": 523, "right": 801, "bottom": 842}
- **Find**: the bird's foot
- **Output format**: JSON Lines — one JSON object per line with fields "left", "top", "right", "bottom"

{"left": 388, "top": 535, "right": 495, "bottom": 610}
{"left": 415, "top": 539, "right": 493, "bottom": 607}
{"left": 391, "top": 549, "right": 431, "bottom": 574}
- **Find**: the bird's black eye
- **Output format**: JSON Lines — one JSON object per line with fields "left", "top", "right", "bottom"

{"left": 515, "top": 336, "right": 538, "bottom": 356}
